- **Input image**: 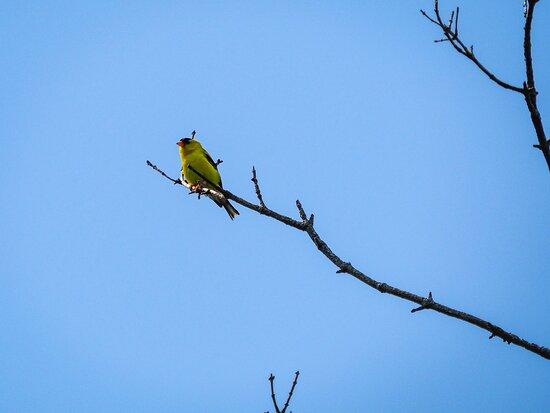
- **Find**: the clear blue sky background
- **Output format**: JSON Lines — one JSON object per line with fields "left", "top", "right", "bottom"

{"left": 1, "top": 1, "right": 549, "bottom": 411}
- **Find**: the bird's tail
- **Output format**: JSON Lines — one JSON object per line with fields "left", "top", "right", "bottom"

{"left": 209, "top": 194, "right": 240, "bottom": 220}
{"left": 223, "top": 200, "right": 240, "bottom": 220}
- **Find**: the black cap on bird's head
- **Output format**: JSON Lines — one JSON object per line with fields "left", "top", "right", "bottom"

{"left": 176, "top": 130, "right": 196, "bottom": 147}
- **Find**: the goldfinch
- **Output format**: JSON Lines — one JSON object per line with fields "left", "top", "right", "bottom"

{"left": 177, "top": 134, "right": 240, "bottom": 220}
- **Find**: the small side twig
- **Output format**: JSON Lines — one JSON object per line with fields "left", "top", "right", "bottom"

{"left": 251, "top": 166, "right": 267, "bottom": 208}
{"left": 295, "top": 200, "right": 307, "bottom": 221}
{"left": 336, "top": 262, "right": 353, "bottom": 274}
{"left": 411, "top": 292, "right": 435, "bottom": 313}
{"left": 146, "top": 160, "right": 181, "bottom": 185}
{"left": 533, "top": 139, "right": 549, "bottom": 150}
{"left": 282, "top": 371, "right": 300, "bottom": 413}
{"left": 454, "top": 6, "right": 459, "bottom": 37}
{"left": 268, "top": 374, "right": 281, "bottom": 413}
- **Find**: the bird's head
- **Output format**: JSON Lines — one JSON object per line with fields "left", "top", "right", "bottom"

{"left": 176, "top": 132, "right": 202, "bottom": 155}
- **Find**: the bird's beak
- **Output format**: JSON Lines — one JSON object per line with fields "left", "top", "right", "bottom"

{"left": 176, "top": 140, "right": 184, "bottom": 147}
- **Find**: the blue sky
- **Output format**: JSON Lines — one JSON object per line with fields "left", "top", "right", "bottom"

{"left": 1, "top": 1, "right": 549, "bottom": 411}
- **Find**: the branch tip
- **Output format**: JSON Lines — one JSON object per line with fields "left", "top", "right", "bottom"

{"left": 251, "top": 166, "right": 267, "bottom": 208}
{"left": 455, "top": 7, "right": 459, "bottom": 36}
{"left": 146, "top": 159, "right": 182, "bottom": 185}
{"left": 268, "top": 373, "right": 280, "bottom": 413}
{"left": 295, "top": 200, "right": 307, "bottom": 221}
{"left": 281, "top": 371, "right": 300, "bottom": 413}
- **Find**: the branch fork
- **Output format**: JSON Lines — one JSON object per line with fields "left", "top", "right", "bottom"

{"left": 266, "top": 371, "right": 300, "bottom": 413}
{"left": 422, "top": 0, "right": 550, "bottom": 171}
{"left": 488, "top": 325, "right": 512, "bottom": 344}
{"left": 533, "top": 139, "right": 549, "bottom": 150}
{"left": 337, "top": 262, "right": 353, "bottom": 274}
{"left": 411, "top": 292, "right": 435, "bottom": 313}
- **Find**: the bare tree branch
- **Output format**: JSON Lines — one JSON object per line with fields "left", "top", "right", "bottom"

{"left": 523, "top": 0, "right": 550, "bottom": 167}
{"left": 421, "top": 0, "right": 550, "bottom": 171}
{"left": 421, "top": 2, "right": 523, "bottom": 93}
{"left": 252, "top": 166, "right": 267, "bottom": 208}
{"left": 268, "top": 374, "right": 281, "bottom": 413}
{"left": 265, "top": 371, "right": 300, "bottom": 413}
{"left": 282, "top": 371, "right": 300, "bottom": 413}
{"left": 146, "top": 160, "right": 181, "bottom": 185}
{"left": 411, "top": 291, "right": 434, "bottom": 313}
{"left": 147, "top": 160, "right": 550, "bottom": 360}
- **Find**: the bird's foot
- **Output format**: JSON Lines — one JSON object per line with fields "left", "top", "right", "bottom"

{"left": 190, "top": 183, "right": 202, "bottom": 192}
{"left": 190, "top": 183, "right": 205, "bottom": 199}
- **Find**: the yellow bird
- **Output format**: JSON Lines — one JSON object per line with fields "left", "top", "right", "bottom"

{"left": 177, "top": 133, "right": 239, "bottom": 220}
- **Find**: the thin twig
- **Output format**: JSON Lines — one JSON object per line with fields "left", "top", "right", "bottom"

{"left": 146, "top": 160, "right": 181, "bottom": 185}
{"left": 422, "top": 0, "right": 550, "bottom": 171}
{"left": 454, "top": 6, "right": 459, "bottom": 37}
{"left": 266, "top": 372, "right": 300, "bottom": 413}
{"left": 524, "top": 1, "right": 536, "bottom": 90}
{"left": 251, "top": 166, "right": 267, "bottom": 208}
{"left": 269, "top": 374, "right": 281, "bottom": 413}
{"left": 147, "top": 160, "right": 550, "bottom": 360}
{"left": 281, "top": 371, "right": 300, "bottom": 413}
{"left": 411, "top": 292, "right": 434, "bottom": 313}
{"left": 421, "top": 1, "right": 523, "bottom": 93}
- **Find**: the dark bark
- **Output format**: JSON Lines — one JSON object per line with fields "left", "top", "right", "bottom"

{"left": 147, "top": 160, "right": 550, "bottom": 360}
{"left": 422, "top": 0, "right": 550, "bottom": 171}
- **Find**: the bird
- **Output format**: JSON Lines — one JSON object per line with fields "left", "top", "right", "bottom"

{"left": 177, "top": 132, "right": 240, "bottom": 220}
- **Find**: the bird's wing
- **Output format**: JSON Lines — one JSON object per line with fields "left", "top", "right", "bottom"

{"left": 202, "top": 149, "right": 223, "bottom": 188}
{"left": 203, "top": 149, "right": 218, "bottom": 170}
